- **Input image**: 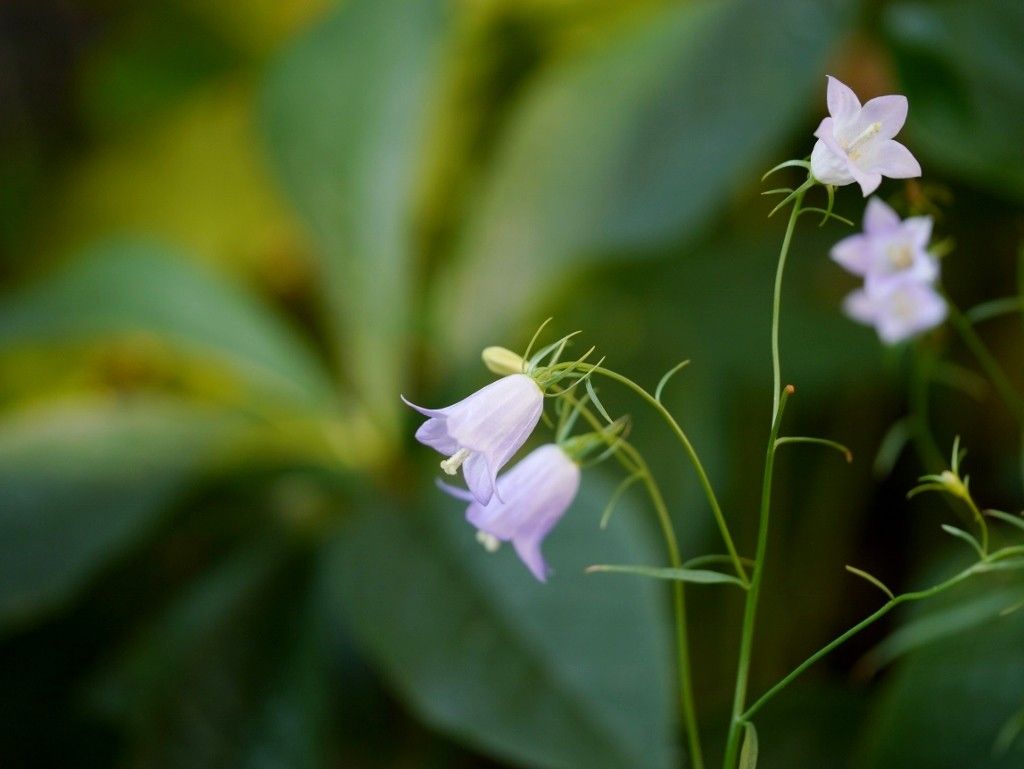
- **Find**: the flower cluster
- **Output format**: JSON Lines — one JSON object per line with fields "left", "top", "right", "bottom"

{"left": 402, "top": 340, "right": 608, "bottom": 581}
{"left": 832, "top": 197, "right": 946, "bottom": 344}
{"left": 807, "top": 76, "right": 945, "bottom": 344}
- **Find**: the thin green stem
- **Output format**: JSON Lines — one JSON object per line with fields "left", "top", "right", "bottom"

{"left": 771, "top": 186, "right": 807, "bottom": 415}
{"left": 963, "top": 493, "right": 990, "bottom": 555}
{"left": 722, "top": 187, "right": 805, "bottom": 769}
{"left": 583, "top": 365, "right": 748, "bottom": 586}
{"left": 947, "top": 301, "right": 1024, "bottom": 422}
{"left": 722, "top": 386, "right": 793, "bottom": 769}
{"left": 563, "top": 393, "right": 705, "bottom": 769}
{"left": 742, "top": 558, "right": 1006, "bottom": 721}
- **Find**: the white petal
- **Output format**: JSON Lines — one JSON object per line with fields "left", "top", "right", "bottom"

{"left": 859, "top": 94, "right": 908, "bottom": 139}
{"left": 853, "top": 166, "right": 883, "bottom": 197}
{"left": 831, "top": 234, "right": 870, "bottom": 275}
{"left": 903, "top": 216, "right": 933, "bottom": 249}
{"left": 862, "top": 139, "right": 921, "bottom": 179}
{"left": 826, "top": 76, "right": 861, "bottom": 123}
{"left": 843, "top": 289, "right": 877, "bottom": 324}
{"left": 863, "top": 197, "right": 900, "bottom": 233}
{"left": 810, "top": 138, "right": 855, "bottom": 186}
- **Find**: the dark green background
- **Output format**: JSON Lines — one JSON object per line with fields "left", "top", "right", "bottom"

{"left": 1, "top": 0, "right": 1022, "bottom": 766}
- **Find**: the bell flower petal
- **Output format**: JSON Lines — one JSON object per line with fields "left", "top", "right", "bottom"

{"left": 444, "top": 444, "right": 580, "bottom": 582}
{"left": 403, "top": 373, "right": 543, "bottom": 505}
{"left": 810, "top": 76, "right": 921, "bottom": 195}
{"left": 843, "top": 281, "right": 947, "bottom": 345}
{"left": 831, "top": 197, "right": 938, "bottom": 292}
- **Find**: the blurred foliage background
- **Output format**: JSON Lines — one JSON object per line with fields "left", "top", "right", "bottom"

{"left": 1, "top": 0, "right": 1023, "bottom": 767}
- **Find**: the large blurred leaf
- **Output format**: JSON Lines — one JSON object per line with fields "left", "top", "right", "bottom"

{"left": 857, "top": 573, "right": 1024, "bottom": 768}
{"left": 0, "top": 397, "right": 228, "bottom": 628}
{"left": 884, "top": 0, "right": 1024, "bottom": 200}
{"left": 325, "top": 475, "right": 676, "bottom": 769}
{"left": 262, "top": 0, "right": 449, "bottom": 438}
{"left": 46, "top": 81, "right": 308, "bottom": 283}
{"left": 438, "top": 0, "right": 855, "bottom": 356}
{"left": 92, "top": 544, "right": 329, "bottom": 769}
{"left": 0, "top": 239, "right": 337, "bottom": 410}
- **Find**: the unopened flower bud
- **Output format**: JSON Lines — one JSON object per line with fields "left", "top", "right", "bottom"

{"left": 939, "top": 470, "right": 968, "bottom": 499}
{"left": 482, "top": 346, "right": 526, "bottom": 376}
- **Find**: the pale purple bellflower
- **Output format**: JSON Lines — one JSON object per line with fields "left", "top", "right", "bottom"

{"left": 811, "top": 76, "right": 921, "bottom": 196}
{"left": 441, "top": 443, "right": 581, "bottom": 582}
{"left": 831, "top": 197, "right": 936, "bottom": 292}
{"left": 403, "top": 373, "right": 543, "bottom": 506}
{"left": 843, "top": 280, "right": 947, "bottom": 345}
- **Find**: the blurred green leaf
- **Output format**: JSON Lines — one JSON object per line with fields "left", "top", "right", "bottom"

{"left": 857, "top": 576, "right": 1024, "bottom": 768}
{"left": 438, "top": 0, "right": 855, "bottom": 356}
{"left": 325, "top": 474, "right": 676, "bottom": 769}
{"left": 884, "top": 0, "right": 1024, "bottom": 200}
{"left": 92, "top": 543, "right": 329, "bottom": 769}
{"left": 262, "top": 0, "right": 448, "bottom": 438}
{"left": 0, "top": 239, "right": 337, "bottom": 410}
{"left": 0, "top": 397, "right": 228, "bottom": 629}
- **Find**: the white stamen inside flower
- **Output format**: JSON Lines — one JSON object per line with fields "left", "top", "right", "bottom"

{"left": 440, "top": 447, "right": 471, "bottom": 475}
{"left": 476, "top": 531, "right": 501, "bottom": 553}
{"left": 845, "top": 121, "right": 882, "bottom": 159}
{"left": 887, "top": 243, "right": 914, "bottom": 270}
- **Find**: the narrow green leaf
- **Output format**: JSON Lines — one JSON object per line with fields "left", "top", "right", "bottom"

{"left": 845, "top": 565, "right": 895, "bottom": 601}
{"left": 586, "top": 564, "right": 747, "bottom": 589}
{"left": 739, "top": 721, "right": 759, "bottom": 769}
{"left": 941, "top": 524, "right": 986, "bottom": 559}
{"left": 986, "top": 509, "right": 1024, "bottom": 534}
{"left": 654, "top": 360, "right": 690, "bottom": 403}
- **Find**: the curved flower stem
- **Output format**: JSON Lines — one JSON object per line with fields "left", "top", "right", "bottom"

{"left": 562, "top": 393, "right": 705, "bottom": 769}
{"left": 946, "top": 301, "right": 1024, "bottom": 423}
{"left": 577, "top": 365, "right": 748, "bottom": 586}
{"left": 722, "top": 187, "right": 806, "bottom": 769}
{"left": 770, "top": 186, "right": 807, "bottom": 414}
{"left": 740, "top": 555, "right": 1015, "bottom": 721}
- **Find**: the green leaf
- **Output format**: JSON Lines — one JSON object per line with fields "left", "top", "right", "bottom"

{"left": 0, "top": 397, "right": 228, "bottom": 629}
{"left": 324, "top": 475, "right": 676, "bottom": 769}
{"left": 884, "top": 0, "right": 1024, "bottom": 200}
{"left": 91, "top": 544, "right": 329, "bottom": 769}
{"left": 0, "top": 239, "right": 337, "bottom": 410}
{"left": 587, "top": 564, "right": 747, "bottom": 589}
{"left": 740, "top": 721, "right": 760, "bottom": 769}
{"left": 438, "top": 0, "right": 855, "bottom": 356}
{"left": 262, "top": 0, "right": 448, "bottom": 437}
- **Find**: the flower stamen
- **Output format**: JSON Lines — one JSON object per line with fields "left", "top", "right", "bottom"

{"left": 440, "top": 447, "right": 471, "bottom": 475}
{"left": 845, "top": 121, "right": 881, "bottom": 159}
{"left": 476, "top": 531, "right": 501, "bottom": 553}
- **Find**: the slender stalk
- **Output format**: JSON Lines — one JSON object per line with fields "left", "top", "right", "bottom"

{"left": 722, "top": 189, "right": 805, "bottom": 769}
{"left": 582, "top": 365, "right": 748, "bottom": 585}
{"left": 741, "top": 559, "right": 1000, "bottom": 721}
{"left": 721, "top": 386, "right": 793, "bottom": 768}
{"left": 565, "top": 394, "right": 705, "bottom": 769}
{"left": 947, "top": 301, "right": 1024, "bottom": 422}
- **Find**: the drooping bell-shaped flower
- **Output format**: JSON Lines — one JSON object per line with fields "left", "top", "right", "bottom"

{"left": 403, "top": 373, "right": 543, "bottom": 505}
{"left": 810, "top": 76, "right": 921, "bottom": 196}
{"left": 831, "top": 197, "right": 936, "bottom": 292}
{"left": 441, "top": 444, "right": 580, "bottom": 582}
{"left": 843, "top": 280, "right": 947, "bottom": 345}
